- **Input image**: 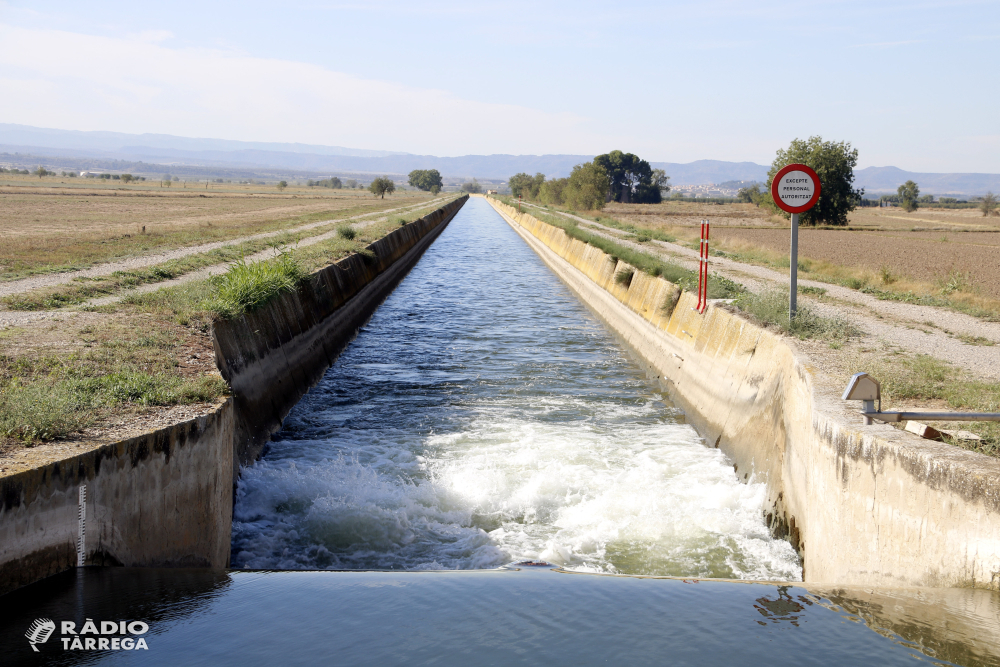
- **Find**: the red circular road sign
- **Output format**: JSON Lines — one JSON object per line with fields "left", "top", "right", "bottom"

{"left": 770, "top": 163, "right": 821, "bottom": 214}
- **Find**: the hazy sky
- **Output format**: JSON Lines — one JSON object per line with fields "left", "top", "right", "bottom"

{"left": 0, "top": 1, "right": 997, "bottom": 171}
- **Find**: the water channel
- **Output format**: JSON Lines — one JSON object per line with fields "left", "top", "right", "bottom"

{"left": 230, "top": 197, "right": 801, "bottom": 579}
{"left": 4, "top": 198, "right": 1000, "bottom": 666}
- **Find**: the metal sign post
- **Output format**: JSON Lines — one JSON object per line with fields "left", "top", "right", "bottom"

{"left": 770, "top": 164, "right": 821, "bottom": 321}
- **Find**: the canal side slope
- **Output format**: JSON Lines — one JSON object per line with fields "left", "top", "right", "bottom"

{"left": 485, "top": 196, "right": 1000, "bottom": 590}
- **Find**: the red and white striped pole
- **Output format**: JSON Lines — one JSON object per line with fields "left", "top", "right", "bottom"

{"left": 697, "top": 220, "right": 710, "bottom": 314}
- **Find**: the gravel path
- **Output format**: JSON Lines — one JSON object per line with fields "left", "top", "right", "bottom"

{"left": 0, "top": 200, "right": 439, "bottom": 327}
{"left": 0, "top": 200, "right": 433, "bottom": 298}
{"left": 528, "top": 204, "right": 1000, "bottom": 381}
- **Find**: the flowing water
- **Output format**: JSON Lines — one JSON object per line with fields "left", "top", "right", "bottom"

{"left": 231, "top": 197, "right": 802, "bottom": 579}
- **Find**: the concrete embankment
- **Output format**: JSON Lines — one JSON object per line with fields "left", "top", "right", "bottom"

{"left": 0, "top": 401, "right": 233, "bottom": 596}
{"left": 486, "top": 196, "right": 1000, "bottom": 590}
{"left": 0, "top": 196, "right": 468, "bottom": 595}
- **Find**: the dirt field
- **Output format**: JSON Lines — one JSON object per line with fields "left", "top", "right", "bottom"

{"left": 0, "top": 175, "right": 429, "bottom": 278}
{"left": 711, "top": 228, "right": 1000, "bottom": 298}
{"left": 605, "top": 201, "right": 998, "bottom": 232}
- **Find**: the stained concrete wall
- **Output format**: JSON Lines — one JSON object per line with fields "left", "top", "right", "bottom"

{"left": 0, "top": 399, "right": 233, "bottom": 596}
{"left": 487, "top": 197, "right": 1000, "bottom": 590}
{"left": 212, "top": 195, "right": 468, "bottom": 472}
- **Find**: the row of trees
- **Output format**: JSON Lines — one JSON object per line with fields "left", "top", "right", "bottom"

{"left": 508, "top": 151, "right": 670, "bottom": 211}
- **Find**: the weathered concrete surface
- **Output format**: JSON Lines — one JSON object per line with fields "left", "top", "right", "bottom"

{"left": 0, "top": 399, "right": 233, "bottom": 596}
{"left": 212, "top": 195, "right": 469, "bottom": 473}
{"left": 487, "top": 197, "right": 1000, "bottom": 590}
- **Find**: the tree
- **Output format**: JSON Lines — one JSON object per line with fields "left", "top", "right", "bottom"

{"left": 767, "top": 136, "right": 863, "bottom": 226}
{"left": 982, "top": 192, "right": 998, "bottom": 217}
{"left": 430, "top": 184, "right": 441, "bottom": 195}
{"left": 369, "top": 176, "right": 395, "bottom": 198}
{"left": 277, "top": 181, "right": 287, "bottom": 191}
{"left": 508, "top": 172, "right": 545, "bottom": 199}
{"left": 408, "top": 169, "right": 443, "bottom": 192}
{"left": 593, "top": 151, "right": 661, "bottom": 203}
{"left": 120, "top": 174, "right": 133, "bottom": 184}
{"left": 562, "top": 162, "right": 610, "bottom": 210}
{"left": 460, "top": 179, "right": 482, "bottom": 194}
{"left": 898, "top": 180, "right": 920, "bottom": 212}
{"left": 539, "top": 178, "right": 568, "bottom": 205}
{"left": 34, "top": 166, "right": 48, "bottom": 178}
{"left": 737, "top": 183, "right": 762, "bottom": 203}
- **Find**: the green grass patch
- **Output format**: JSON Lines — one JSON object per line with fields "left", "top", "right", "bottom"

{"left": 846, "top": 353, "right": 1000, "bottom": 457}
{"left": 731, "top": 289, "right": 860, "bottom": 340}
{"left": 211, "top": 252, "right": 304, "bottom": 318}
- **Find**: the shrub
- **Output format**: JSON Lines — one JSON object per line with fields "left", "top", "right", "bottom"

{"left": 337, "top": 225, "right": 357, "bottom": 240}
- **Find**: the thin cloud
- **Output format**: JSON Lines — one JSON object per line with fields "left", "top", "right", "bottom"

{"left": 0, "top": 23, "right": 620, "bottom": 156}
{"left": 850, "top": 39, "right": 924, "bottom": 48}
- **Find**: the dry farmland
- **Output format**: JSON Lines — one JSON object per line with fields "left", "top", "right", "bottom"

{"left": 603, "top": 201, "right": 1000, "bottom": 299}
{"left": 0, "top": 174, "right": 431, "bottom": 279}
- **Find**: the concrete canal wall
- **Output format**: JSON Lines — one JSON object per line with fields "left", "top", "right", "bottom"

{"left": 0, "top": 196, "right": 468, "bottom": 594}
{"left": 486, "top": 196, "right": 1000, "bottom": 590}
{"left": 0, "top": 401, "right": 233, "bottom": 596}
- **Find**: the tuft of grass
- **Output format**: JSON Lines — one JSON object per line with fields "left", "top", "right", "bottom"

{"left": 0, "top": 381, "right": 93, "bottom": 441}
{"left": 879, "top": 265, "right": 899, "bottom": 285}
{"left": 211, "top": 252, "right": 304, "bottom": 318}
{"left": 732, "top": 289, "right": 860, "bottom": 340}
{"left": 957, "top": 333, "right": 996, "bottom": 346}
{"left": 615, "top": 268, "right": 635, "bottom": 287}
{"left": 337, "top": 224, "right": 357, "bottom": 240}
{"left": 936, "top": 269, "right": 974, "bottom": 295}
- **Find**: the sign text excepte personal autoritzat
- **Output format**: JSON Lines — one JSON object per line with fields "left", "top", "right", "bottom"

{"left": 771, "top": 163, "right": 821, "bottom": 214}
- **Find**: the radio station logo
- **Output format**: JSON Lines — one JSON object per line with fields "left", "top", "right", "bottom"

{"left": 25, "top": 618, "right": 150, "bottom": 652}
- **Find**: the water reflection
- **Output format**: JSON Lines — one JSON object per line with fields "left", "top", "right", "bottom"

{"left": 1, "top": 568, "right": 997, "bottom": 666}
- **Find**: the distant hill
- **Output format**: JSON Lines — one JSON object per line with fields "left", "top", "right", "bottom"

{"left": 1, "top": 124, "right": 997, "bottom": 194}
{"left": 853, "top": 166, "right": 1000, "bottom": 195}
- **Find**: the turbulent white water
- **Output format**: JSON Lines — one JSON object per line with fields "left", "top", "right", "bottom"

{"left": 231, "top": 198, "right": 801, "bottom": 580}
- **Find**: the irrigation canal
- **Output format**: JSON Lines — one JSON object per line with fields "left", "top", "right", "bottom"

{"left": 3, "top": 198, "right": 997, "bottom": 666}
{"left": 230, "top": 196, "right": 801, "bottom": 578}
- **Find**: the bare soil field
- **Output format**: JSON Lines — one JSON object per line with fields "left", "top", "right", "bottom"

{"left": 605, "top": 201, "right": 775, "bottom": 228}
{"left": 605, "top": 200, "right": 998, "bottom": 232}
{"left": 712, "top": 228, "right": 1000, "bottom": 298}
{"left": 0, "top": 175, "right": 429, "bottom": 278}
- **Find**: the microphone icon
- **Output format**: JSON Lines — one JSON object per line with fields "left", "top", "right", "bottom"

{"left": 25, "top": 618, "right": 56, "bottom": 652}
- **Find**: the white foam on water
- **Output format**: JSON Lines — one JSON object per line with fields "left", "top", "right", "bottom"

{"left": 232, "top": 402, "right": 802, "bottom": 580}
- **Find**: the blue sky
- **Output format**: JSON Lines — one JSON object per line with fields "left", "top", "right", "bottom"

{"left": 0, "top": 0, "right": 997, "bottom": 171}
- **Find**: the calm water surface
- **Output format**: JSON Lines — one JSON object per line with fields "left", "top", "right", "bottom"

{"left": 231, "top": 197, "right": 800, "bottom": 578}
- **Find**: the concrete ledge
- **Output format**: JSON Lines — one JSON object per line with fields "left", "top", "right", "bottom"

{"left": 487, "top": 197, "right": 1000, "bottom": 589}
{"left": 212, "top": 195, "right": 469, "bottom": 472}
{"left": 0, "top": 399, "right": 234, "bottom": 596}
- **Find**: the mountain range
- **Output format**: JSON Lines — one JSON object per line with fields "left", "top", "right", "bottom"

{"left": 1, "top": 124, "right": 996, "bottom": 194}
